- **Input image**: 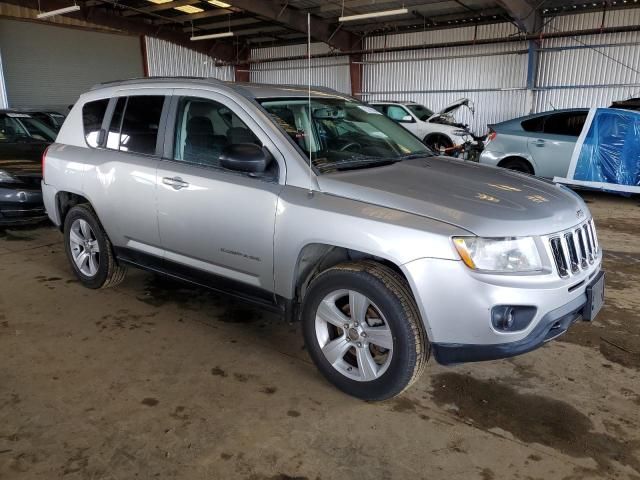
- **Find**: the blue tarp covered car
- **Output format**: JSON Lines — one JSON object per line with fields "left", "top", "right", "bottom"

{"left": 554, "top": 107, "right": 640, "bottom": 194}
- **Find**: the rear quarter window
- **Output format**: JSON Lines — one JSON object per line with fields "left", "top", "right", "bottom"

{"left": 521, "top": 115, "right": 546, "bottom": 132}
{"left": 82, "top": 99, "right": 109, "bottom": 147}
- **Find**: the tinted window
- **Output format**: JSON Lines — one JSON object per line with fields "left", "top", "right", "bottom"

{"left": 82, "top": 99, "right": 109, "bottom": 147}
{"left": 115, "top": 96, "right": 165, "bottom": 155}
{"left": 544, "top": 112, "right": 587, "bottom": 136}
{"left": 174, "top": 97, "right": 260, "bottom": 168}
{"left": 106, "top": 97, "right": 127, "bottom": 149}
{"left": 18, "top": 117, "right": 56, "bottom": 142}
{"left": 521, "top": 115, "right": 546, "bottom": 133}
{"left": 0, "top": 114, "right": 30, "bottom": 142}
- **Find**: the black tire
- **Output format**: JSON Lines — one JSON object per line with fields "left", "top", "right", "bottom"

{"left": 500, "top": 157, "right": 534, "bottom": 174}
{"left": 424, "top": 133, "right": 454, "bottom": 154}
{"left": 301, "top": 260, "right": 428, "bottom": 401}
{"left": 63, "top": 204, "right": 126, "bottom": 289}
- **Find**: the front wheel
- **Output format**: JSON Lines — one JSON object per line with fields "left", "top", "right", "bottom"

{"left": 424, "top": 133, "right": 454, "bottom": 154}
{"left": 301, "top": 261, "right": 428, "bottom": 401}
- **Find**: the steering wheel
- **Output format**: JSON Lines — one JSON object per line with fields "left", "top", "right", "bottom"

{"left": 339, "top": 141, "right": 362, "bottom": 152}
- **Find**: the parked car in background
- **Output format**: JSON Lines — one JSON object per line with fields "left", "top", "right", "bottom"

{"left": 610, "top": 97, "right": 640, "bottom": 112}
{"left": 0, "top": 111, "right": 53, "bottom": 225}
{"left": 480, "top": 108, "right": 589, "bottom": 178}
{"left": 42, "top": 78, "right": 603, "bottom": 401}
{"left": 370, "top": 99, "right": 479, "bottom": 153}
{"left": 15, "top": 109, "right": 67, "bottom": 132}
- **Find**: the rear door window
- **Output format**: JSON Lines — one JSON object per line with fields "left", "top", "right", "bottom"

{"left": 118, "top": 96, "right": 165, "bottom": 155}
{"left": 543, "top": 112, "right": 588, "bottom": 137}
{"left": 82, "top": 99, "right": 109, "bottom": 147}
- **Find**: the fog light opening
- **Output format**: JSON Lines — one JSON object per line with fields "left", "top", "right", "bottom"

{"left": 491, "top": 305, "right": 537, "bottom": 332}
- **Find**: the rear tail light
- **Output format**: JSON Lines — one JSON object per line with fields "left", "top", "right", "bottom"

{"left": 42, "top": 145, "right": 51, "bottom": 180}
{"left": 486, "top": 130, "right": 497, "bottom": 143}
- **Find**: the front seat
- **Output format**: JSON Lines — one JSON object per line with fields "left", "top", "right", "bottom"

{"left": 184, "top": 116, "right": 226, "bottom": 166}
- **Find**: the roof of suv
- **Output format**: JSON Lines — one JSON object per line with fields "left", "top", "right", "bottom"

{"left": 90, "top": 77, "right": 353, "bottom": 100}
{"left": 368, "top": 100, "right": 418, "bottom": 105}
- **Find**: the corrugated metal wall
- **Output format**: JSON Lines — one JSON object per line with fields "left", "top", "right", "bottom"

{"left": 250, "top": 43, "right": 351, "bottom": 94}
{"left": 139, "top": 8, "right": 640, "bottom": 135}
{"left": 534, "top": 11, "right": 640, "bottom": 111}
{"left": 145, "top": 37, "right": 235, "bottom": 81}
{"left": 0, "top": 19, "right": 142, "bottom": 109}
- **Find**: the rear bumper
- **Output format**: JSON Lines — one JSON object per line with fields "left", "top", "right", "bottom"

{"left": 0, "top": 186, "right": 46, "bottom": 226}
{"left": 431, "top": 293, "right": 587, "bottom": 365}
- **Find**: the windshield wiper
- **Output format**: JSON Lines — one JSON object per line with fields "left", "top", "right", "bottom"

{"left": 316, "top": 156, "right": 398, "bottom": 173}
{"left": 317, "top": 151, "right": 432, "bottom": 173}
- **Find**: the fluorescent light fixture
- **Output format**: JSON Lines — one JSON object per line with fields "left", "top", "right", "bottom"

{"left": 36, "top": 4, "right": 80, "bottom": 19}
{"left": 174, "top": 5, "right": 204, "bottom": 13}
{"left": 339, "top": 8, "right": 408, "bottom": 22}
{"left": 190, "top": 31, "right": 234, "bottom": 41}
{"left": 147, "top": 0, "right": 172, "bottom": 4}
{"left": 208, "top": 0, "right": 231, "bottom": 7}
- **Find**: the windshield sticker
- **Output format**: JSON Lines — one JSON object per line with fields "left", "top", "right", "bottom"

{"left": 6, "top": 113, "right": 31, "bottom": 118}
{"left": 357, "top": 106, "right": 382, "bottom": 115}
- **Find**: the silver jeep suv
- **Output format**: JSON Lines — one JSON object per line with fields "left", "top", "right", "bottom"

{"left": 42, "top": 78, "right": 604, "bottom": 400}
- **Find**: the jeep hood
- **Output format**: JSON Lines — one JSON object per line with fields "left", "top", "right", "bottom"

{"left": 317, "top": 157, "right": 586, "bottom": 237}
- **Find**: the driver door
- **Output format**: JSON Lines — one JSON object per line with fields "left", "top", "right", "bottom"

{"left": 156, "top": 90, "right": 285, "bottom": 296}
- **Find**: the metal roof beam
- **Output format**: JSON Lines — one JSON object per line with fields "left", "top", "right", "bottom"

{"left": 495, "top": 0, "right": 540, "bottom": 33}
{"left": 228, "top": 0, "right": 357, "bottom": 51}
{"left": 121, "top": 0, "right": 203, "bottom": 16}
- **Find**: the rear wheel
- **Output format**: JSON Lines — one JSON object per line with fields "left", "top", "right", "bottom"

{"left": 500, "top": 157, "right": 534, "bottom": 174}
{"left": 63, "top": 204, "right": 126, "bottom": 289}
{"left": 301, "top": 261, "right": 428, "bottom": 401}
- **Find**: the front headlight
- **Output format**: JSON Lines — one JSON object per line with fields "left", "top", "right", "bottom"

{"left": 0, "top": 169, "right": 20, "bottom": 184}
{"left": 453, "top": 236, "right": 542, "bottom": 273}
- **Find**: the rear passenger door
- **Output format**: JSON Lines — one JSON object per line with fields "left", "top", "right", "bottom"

{"left": 82, "top": 91, "right": 170, "bottom": 255}
{"left": 527, "top": 111, "right": 587, "bottom": 178}
{"left": 156, "top": 91, "right": 284, "bottom": 295}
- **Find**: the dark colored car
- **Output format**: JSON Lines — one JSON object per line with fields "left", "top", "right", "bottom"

{"left": 610, "top": 97, "right": 640, "bottom": 111}
{"left": 14, "top": 109, "right": 67, "bottom": 132}
{"left": 0, "top": 110, "right": 55, "bottom": 226}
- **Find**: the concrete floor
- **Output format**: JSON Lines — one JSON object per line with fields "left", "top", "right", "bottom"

{"left": 1, "top": 191, "right": 639, "bottom": 480}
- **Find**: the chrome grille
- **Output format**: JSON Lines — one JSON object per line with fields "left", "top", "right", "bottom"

{"left": 550, "top": 219, "right": 599, "bottom": 278}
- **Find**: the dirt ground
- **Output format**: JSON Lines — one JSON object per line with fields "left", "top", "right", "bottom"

{"left": 1, "top": 191, "right": 639, "bottom": 480}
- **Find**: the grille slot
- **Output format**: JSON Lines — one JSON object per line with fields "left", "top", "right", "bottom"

{"left": 549, "top": 219, "right": 599, "bottom": 278}
{"left": 550, "top": 237, "right": 568, "bottom": 277}
{"left": 564, "top": 232, "right": 580, "bottom": 273}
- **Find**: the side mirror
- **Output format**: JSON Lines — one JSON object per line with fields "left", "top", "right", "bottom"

{"left": 219, "top": 143, "right": 272, "bottom": 174}
{"left": 399, "top": 115, "right": 415, "bottom": 123}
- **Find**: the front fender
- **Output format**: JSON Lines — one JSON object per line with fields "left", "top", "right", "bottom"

{"left": 273, "top": 186, "right": 467, "bottom": 299}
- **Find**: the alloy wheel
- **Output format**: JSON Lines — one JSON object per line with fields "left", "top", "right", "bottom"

{"left": 314, "top": 289, "right": 394, "bottom": 382}
{"left": 69, "top": 218, "right": 100, "bottom": 277}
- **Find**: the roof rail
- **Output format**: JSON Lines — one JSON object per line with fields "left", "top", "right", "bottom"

{"left": 89, "top": 76, "right": 227, "bottom": 91}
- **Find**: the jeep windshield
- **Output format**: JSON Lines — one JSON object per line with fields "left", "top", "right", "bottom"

{"left": 259, "top": 97, "right": 432, "bottom": 173}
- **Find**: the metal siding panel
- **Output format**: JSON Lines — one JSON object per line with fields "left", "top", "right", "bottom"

{"left": 0, "top": 19, "right": 143, "bottom": 109}
{"left": 249, "top": 43, "right": 350, "bottom": 94}
{"left": 145, "top": 37, "right": 234, "bottom": 81}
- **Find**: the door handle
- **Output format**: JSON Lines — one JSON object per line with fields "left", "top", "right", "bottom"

{"left": 162, "top": 176, "right": 189, "bottom": 190}
{"left": 533, "top": 139, "right": 546, "bottom": 147}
